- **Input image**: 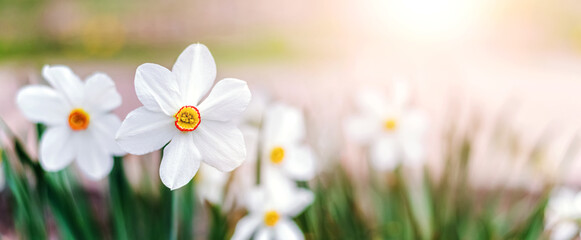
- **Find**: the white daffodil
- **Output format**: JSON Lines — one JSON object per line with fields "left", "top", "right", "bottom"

{"left": 231, "top": 173, "right": 314, "bottom": 240}
{"left": 195, "top": 163, "right": 229, "bottom": 205}
{"left": 344, "top": 81, "right": 427, "bottom": 171}
{"left": 16, "top": 65, "right": 124, "bottom": 179}
{"left": 261, "top": 103, "right": 316, "bottom": 181}
{"left": 545, "top": 187, "right": 581, "bottom": 240}
{"left": 115, "top": 43, "right": 251, "bottom": 190}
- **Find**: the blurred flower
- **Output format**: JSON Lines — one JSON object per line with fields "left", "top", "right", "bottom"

{"left": 344, "top": 81, "right": 427, "bottom": 171}
{"left": 261, "top": 103, "right": 316, "bottom": 181}
{"left": 224, "top": 125, "right": 260, "bottom": 211}
{"left": 239, "top": 88, "right": 269, "bottom": 127}
{"left": 231, "top": 173, "right": 314, "bottom": 240}
{"left": 545, "top": 187, "right": 581, "bottom": 240}
{"left": 116, "top": 43, "right": 252, "bottom": 190}
{"left": 223, "top": 90, "right": 269, "bottom": 209}
{"left": 16, "top": 65, "right": 124, "bottom": 179}
{"left": 195, "top": 163, "right": 229, "bottom": 205}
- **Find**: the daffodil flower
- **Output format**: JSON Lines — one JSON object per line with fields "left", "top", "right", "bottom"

{"left": 231, "top": 173, "right": 314, "bottom": 240}
{"left": 261, "top": 103, "right": 316, "bottom": 181}
{"left": 345, "top": 81, "right": 427, "bottom": 171}
{"left": 115, "top": 43, "right": 251, "bottom": 190}
{"left": 545, "top": 187, "right": 581, "bottom": 240}
{"left": 16, "top": 65, "right": 124, "bottom": 179}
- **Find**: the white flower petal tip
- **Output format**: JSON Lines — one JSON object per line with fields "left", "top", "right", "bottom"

{"left": 134, "top": 63, "right": 180, "bottom": 115}
{"left": 115, "top": 107, "right": 177, "bottom": 155}
{"left": 160, "top": 134, "right": 202, "bottom": 190}
{"left": 18, "top": 65, "right": 123, "bottom": 180}
{"left": 16, "top": 85, "right": 69, "bottom": 126}
{"left": 84, "top": 73, "right": 122, "bottom": 114}
{"left": 199, "top": 78, "right": 252, "bottom": 122}
{"left": 172, "top": 43, "right": 217, "bottom": 104}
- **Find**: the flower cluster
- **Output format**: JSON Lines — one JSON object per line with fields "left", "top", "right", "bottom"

{"left": 15, "top": 44, "right": 252, "bottom": 191}
{"left": 231, "top": 103, "right": 317, "bottom": 239}
{"left": 12, "top": 41, "right": 433, "bottom": 240}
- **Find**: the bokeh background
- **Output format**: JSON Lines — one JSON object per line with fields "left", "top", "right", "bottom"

{"left": 2, "top": 0, "right": 581, "bottom": 235}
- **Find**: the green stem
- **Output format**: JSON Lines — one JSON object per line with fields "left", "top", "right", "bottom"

{"left": 170, "top": 190, "right": 179, "bottom": 240}
{"left": 394, "top": 167, "right": 423, "bottom": 239}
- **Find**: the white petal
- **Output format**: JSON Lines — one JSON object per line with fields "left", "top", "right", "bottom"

{"left": 116, "top": 107, "right": 178, "bottom": 155}
{"left": 400, "top": 110, "right": 428, "bottom": 139}
{"left": 76, "top": 132, "right": 113, "bottom": 180}
{"left": 172, "top": 43, "right": 216, "bottom": 105}
{"left": 42, "top": 65, "right": 84, "bottom": 106}
{"left": 193, "top": 121, "right": 245, "bottom": 172}
{"left": 135, "top": 63, "right": 181, "bottom": 115}
{"left": 16, "top": 85, "right": 70, "bottom": 126}
{"left": 242, "top": 89, "right": 269, "bottom": 125}
{"left": 275, "top": 219, "right": 305, "bottom": 240}
{"left": 399, "top": 110, "right": 428, "bottom": 166}
{"left": 198, "top": 78, "right": 251, "bottom": 122}
{"left": 344, "top": 115, "right": 381, "bottom": 144}
{"left": 196, "top": 164, "right": 228, "bottom": 204}
{"left": 255, "top": 227, "right": 271, "bottom": 240}
{"left": 263, "top": 103, "right": 305, "bottom": 145}
{"left": 160, "top": 133, "right": 201, "bottom": 190}
{"left": 245, "top": 187, "right": 267, "bottom": 213}
{"left": 91, "top": 114, "right": 125, "bottom": 156}
{"left": 401, "top": 139, "right": 424, "bottom": 167}
{"left": 83, "top": 73, "right": 122, "bottom": 114}
{"left": 39, "top": 126, "right": 75, "bottom": 171}
{"left": 370, "top": 136, "right": 399, "bottom": 171}
{"left": 392, "top": 79, "right": 410, "bottom": 108}
{"left": 355, "top": 87, "right": 389, "bottom": 118}
{"left": 231, "top": 215, "right": 262, "bottom": 240}
{"left": 241, "top": 125, "right": 260, "bottom": 164}
{"left": 283, "top": 188, "right": 314, "bottom": 217}
{"left": 550, "top": 221, "right": 578, "bottom": 240}
{"left": 261, "top": 168, "right": 296, "bottom": 200}
{"left": 281, "top": 145, "right": 316, "bottom": 181}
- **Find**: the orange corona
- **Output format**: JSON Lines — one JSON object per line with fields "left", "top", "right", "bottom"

{"left": 174, "top": 106, "right": 201, "bottom": 132}
{"left": 68, "top": 108, "right": 90, "bottom": 131}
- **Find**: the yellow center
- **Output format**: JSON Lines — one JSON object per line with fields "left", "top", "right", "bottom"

{"left": 68, "top": 108, "right": 90, "bottom": 131}
{"left": 384, "top": 118, "right": 397, "bottom": 131}
{"left": 174, "top": 106, "right": 201, "bottom": 132}
{"left": 264, "top": 210, "right": 280, "bottom": 227}
{"left": 270, "top": 146, "right": 285, "bottom": 164}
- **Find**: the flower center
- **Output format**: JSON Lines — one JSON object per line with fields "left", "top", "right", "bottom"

{"left": 68, "top": 108, "right": 90, "bottom": 131}
{"left": 270, "top": 146, "right": 285, "bottom": 164}
{"left": 174, "top": 106, "right": 201, "bottom": 132}
{"left": 264, "top": 210, "right": 280, "bottom": 227}
{"left": 384, "top": 118, "right": 397, "bottom": 131}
